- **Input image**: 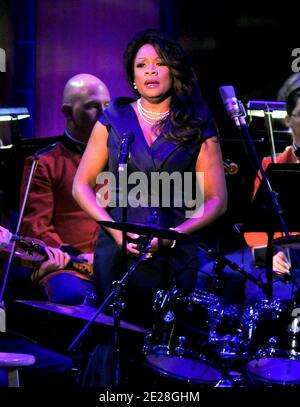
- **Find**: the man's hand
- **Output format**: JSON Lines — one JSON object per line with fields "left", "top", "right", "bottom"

{"left": 0, "top": 226, "right": 12, "bottom": 250}
{"left": 273, "top": 250, "right": 291, "bottom": 275}
{"left": 33, "top": 247, "right": 71, "bottom": 281}
{"left": 77, "top": 252, "right": 94, "bottom": 264}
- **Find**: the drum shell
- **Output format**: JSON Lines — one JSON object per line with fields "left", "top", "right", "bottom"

{"left": 143, "top": 289, "right": 222, "bottom": 384}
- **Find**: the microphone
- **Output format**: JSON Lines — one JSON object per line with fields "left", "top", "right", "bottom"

{"left": 118, "top": 132, "right": 134, "bottom": 172}
{"left": 219, "top": 86, "right": 245, "bottom": 127}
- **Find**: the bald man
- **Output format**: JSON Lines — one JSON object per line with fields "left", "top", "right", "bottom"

{"left": 15, "top": 74, "right": 111, "bottom": 304}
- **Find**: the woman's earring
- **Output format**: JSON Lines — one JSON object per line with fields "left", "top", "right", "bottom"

{"left": 133, "top": 82, "right": 137, "bottom": 90}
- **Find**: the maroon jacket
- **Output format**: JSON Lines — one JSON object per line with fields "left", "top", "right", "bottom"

{"left": 20, "top": 135, "right": 99, "bottom": 253}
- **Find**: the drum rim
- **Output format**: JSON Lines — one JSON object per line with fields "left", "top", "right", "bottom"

{"left": 246, "top": 357, "right": 300, "bottom": 385}
{"left": 248, "top": 351, "right": 300, "bottom": 361}
{"left": 144, "top": 354, "right": 221, "bottom": 384}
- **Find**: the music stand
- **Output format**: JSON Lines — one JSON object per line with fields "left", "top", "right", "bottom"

{"left": 248, "top": 164, "right": 300, "bottom": 231}
{"left": 243, "top": 163, "right": 300, "bottom": 297}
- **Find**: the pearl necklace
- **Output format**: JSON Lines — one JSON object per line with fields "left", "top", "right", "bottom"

{"left": 137, "top": 98, "right": 169, "bottom": 125}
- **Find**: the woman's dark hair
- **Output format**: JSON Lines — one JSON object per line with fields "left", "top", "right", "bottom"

{"left": 123, "top": 29, "right": 215, "bottom": 143}
{"left": 286, "top": 87, "right": 300, "bottom": 115}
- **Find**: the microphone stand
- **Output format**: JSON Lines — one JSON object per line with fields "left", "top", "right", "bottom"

{"left": 112, "top": 133, "right": 131, "bottom": 386}
{"left": 67, "top": 240, "right": 153, "bottom": 355}
{"left": 68, "top": 134, "right": 134, "bottom": 387}
{"left": 220, "top": 87, "right": 290, "bottom": 300}
{"left": 197, "top": 241, "right": 264, "bottom": 289}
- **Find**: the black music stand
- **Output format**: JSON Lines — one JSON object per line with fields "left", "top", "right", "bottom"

{"left": 249, "top": 163, "right": 300, "bottom": 231}
{"left": 243, "top": 163, "right": 300, "bottom": 297}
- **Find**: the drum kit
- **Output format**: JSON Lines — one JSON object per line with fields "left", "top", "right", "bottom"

{"left": 143, "top": 289, "right": 300, "bottom": 387}
{"left": 97, "top": 221, "right": 300, "bottom": 387}
{"left": 10, "top": 221, "right": 300, "bottom": 387}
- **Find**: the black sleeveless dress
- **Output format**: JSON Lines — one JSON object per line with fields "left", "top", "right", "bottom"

{"left": 93, "top": 97, "right": 217, "bottom": 327}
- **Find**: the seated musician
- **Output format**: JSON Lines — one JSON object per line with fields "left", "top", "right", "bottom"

{"left": 12, "top": 74, "right": 111, "bottom": 305}
{"left": 244, "top": 87, "right": 300, "bottom": 304}
{"left": 0, "top": 225, "right": 74, "bottom": 388}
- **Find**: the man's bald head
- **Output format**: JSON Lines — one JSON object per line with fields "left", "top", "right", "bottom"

{"left": 62, "top": 73, "right": 111, "bottom": 142}
{"left": 63, "top": 74, "right": 109, "bottom": 106}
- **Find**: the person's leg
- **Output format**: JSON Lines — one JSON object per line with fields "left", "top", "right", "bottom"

{"left": 41, "top": 272, "right": 94, "bottom": 305}
{"left": 8, "top": 264, "right": 45, "bottom": 300}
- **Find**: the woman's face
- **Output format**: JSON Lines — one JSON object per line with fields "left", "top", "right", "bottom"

{"left": 133, "top": 44, "right": 172, "bottom": 102}
{"left": 286, "top": 98, "right": 300, "bottom": 142}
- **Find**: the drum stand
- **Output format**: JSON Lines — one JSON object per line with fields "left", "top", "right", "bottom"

{"left": 210, "top": 257, "right": 226, "bottom": 298}
{"left": 215, "top": 347, "right": 237, "bottom": 387}
{"left": 211, "top": 334, "right": 243, "bottom": 387}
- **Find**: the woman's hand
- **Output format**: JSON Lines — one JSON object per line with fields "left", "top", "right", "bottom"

{"left": 145, "top": 237, "right": 176, "bottom": 258}
{"left": 126, "top": 233, "right": 144, "bottom": 256}
{"left": 119, "top": 234, "right": 159, "bottom": 258}
{"left": 117, "top": 233, "right": 176, "bottom": 259}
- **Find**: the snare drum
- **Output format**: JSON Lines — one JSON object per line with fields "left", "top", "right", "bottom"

{"left": 143, "top": 288, "right": 222, "bottom": 384}
{"left": 241, "top": 300, "right": 300, "bottom": 385}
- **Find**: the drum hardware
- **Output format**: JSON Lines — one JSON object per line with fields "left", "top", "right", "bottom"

{"left": 241, "top": 300, "right": 300, "bottom": 385}
{"left": 214, "top": 346, "right": 239, "bottom": 387}
{"left": 175, "top": 336, "right": 190, "bottom": 355}
{"left": 208, "top": 304, "right": 243, "bottom": 387}
{"left": 210, "top": 258, "right": 226, "bottom": 298}
{"left": 152, "top": 288, "right": 175, "bottom": 312}
{"left": 174, "top": 335, "right": 211, "bottom": 362}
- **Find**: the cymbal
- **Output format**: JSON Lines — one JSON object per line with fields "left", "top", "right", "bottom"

{"left": 15, "top": 300, "right": 149, "bottom": 334}
{"left": 273, "top": 234, "right": 300, "bottom": 250}
{"left": 99, "top": 220, "right": 189, "bottom": 241}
